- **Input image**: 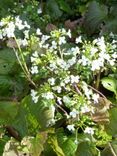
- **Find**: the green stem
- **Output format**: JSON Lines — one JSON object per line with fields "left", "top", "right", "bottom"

{"left": 13, "top": 37, "right": 36, "bottom": 88}
{"left": 95, "top": 70, "right": 101, "bottom": 90}
{"left": 58, "top": 46, "right": 63, "bottom": 59}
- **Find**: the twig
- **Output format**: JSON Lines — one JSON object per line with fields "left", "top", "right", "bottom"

{"left": 73, "top": 83, "right": 82, "bottom": 95}
{"left": 108, "top": 142, "right": 116, "bottom": 156}
{"left": 56, "top": 103, "right": 68, "bottom": 117}
{"left": 88, "top": 85, "right": 107, "bottom": 99}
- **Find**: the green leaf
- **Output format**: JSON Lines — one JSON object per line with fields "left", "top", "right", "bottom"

{"left": 0, "top": 75, "right": 28, "bottom": 97}
{"left": 57, "top": 0, "right": 71, "bottom": 13}
{"left": 105, "top": 108, "right": 117, "bottom": 136}
{"left": 31, "top": 132, "right": 48, "bottom": 156}
{"left": 48, "top": 134, "right": 65, "bottom": 156}
{"left": 0, "top": 0, "right": 15, "bottom": 18}
{"left": 0, "top": 101, "right": 18, "bottom": 124}
{"left": 101, "top": 77, "right": 117, "bottom": 95}
{"left": 110, "top": 4, "right": 117, "bottom": 17}
{"left": 84, "top": 1, "right": 108, "bottom": 34}
{"left": 57, "top": 128, "right": 77, "bottom": 156}
{"left": 75, "top": 141, "right": 99, "bottom": 156}
{"left": 0, "top": 75, "right": 14, "bottom": 96}
{"left": 22, "top": 96, "right": 55, "bottom": 129}
{"left": 0, "top": 140, "right": 5, "bottom": 155}
{"left": 0, "top": 48, "right": 17, "bottom": 75}
{"left": 105, "top": 18, "right": 117, "bottom": 33}
{"left": 11, "top": 103, "right": 28, "bottom": 138}
{"left": 46, "top": 0, "right": 63, "bottom": 20}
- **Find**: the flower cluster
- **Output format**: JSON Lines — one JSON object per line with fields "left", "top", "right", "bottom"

{"left": 0, "top": 16, "right": 30, "bottom": 47}
{"left": 0, "top": 15, "right": 116, "bottom": 146}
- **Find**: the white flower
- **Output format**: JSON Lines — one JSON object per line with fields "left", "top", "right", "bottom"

{"left": 90, "top": 47, "right": 98, "bottom": 56}
{"left": 67, "top": 124, "right": 75, "bottom": 131}
{"left": 91, "top": 59, "right": 104, "bottom": 71}
{"left": 42, "top": 92, "right": 54, "bottom": 100}
{"left": 71, "top": 47, "right": 80, "bottom": 55}
{"left": 61, "top": 28, "right": 66, "bottom": 34}
{"left": 99, "top": 53, "right": 110, "bottom": 61}
{"left": 22, "top": 38, "right": 28, "bottom": 46}
{"left": 84, "top": 127, "right": 94, "bottom": 135}
{"left": 32, "top": 51, "right": 38, "bottom": 57}
{"left": 81, "top": 105, "right": 90, "bottom": 113}
{"left": 31, "top": 56, "right": 37, "bottom": 63}
{"left": 31, "top": 66, "right": 38, "bottom": 74}
{"left": 109, "top": 59, "right": 115, "bottom": 66}
{"left": 57, "top": 97, "right": 62, "bottom": 105}
{"left": 67, "top": 57, "right": 76, "bottom": 67}
{"left": 41, "top": 35, "right": 50, "bottom": 43}
{"left": 31, "top": 89, "right": 37, "bottom": 97}
{"left": 0, "top": 21, "right": 4, "bottom": 27}
{"left": 70, "top": 75, "right": 79, "bottom": 83}
{"left": 57, "top": 59, "right": 68, "bottom": 69}
{"left": 48, "top": 77, "right": 55, "bottom": 86}
{"left": 60, "top": 81, "right": 65, "bottom": 87}
{"left": 110, "top": 32, "right": 114, "bottom": 38}
{"left": 112, "top": 53, "right": 117, "bottom": 59}
{"left": 69, "top": 109, "right": 78, "bottom": 118}
{"left": 36, "top": 28, "right": 42, "bottom": 35}
{"left": 92, "top": 94, "right": 99, "bottom": 103}
{"left": 24, "top": 21, "right": 30, "bottom": 29}
{"left": 37, "top": 7, "right": 42, "bottom": 14}
{"left": 15, "top": 16, "right": 25, "bottom": 30}
{"left": 76, "top": 36, "right": 82, "bottom": 43}
{"left": 51, "top": 41, "right": 57, "bottom": 49}
{"left": 97, "top": 37, "right": 106, "bottom": 52}
{"left": 31, "top": 89, "right": 39, "bottom": 103}
{"left": 5, "top": 22, "right": 15, "bottom": 38}
{"left": 24, "top": 30, "right": 29, "bottom": 39}
{"left": 67, "top": 29, "right": 71, "bottom": 38}
{"left": 49, "top": 62, "right": 57, "bottom": 71}
{"left": 79, "top": 55, "right": 89, "bottom": 66}
{"left": 82, "top": 83, "right": 92, "bottom": 99}
{"left": 52, "top": 86, "right": 62, "bottom": 93}
{"left": 64, "top": 76, "right": 70, "bottom": 84}
{"left": 59, "top": 36, "right": 66, "bottom": 45}
{"left": 42, "top": 43, "right": 49, "bottom": 49}
{"left": 0, "top": 30, "right": 3, "bottom": 39}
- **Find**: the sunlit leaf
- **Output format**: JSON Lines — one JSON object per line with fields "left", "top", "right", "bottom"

{"left": 21, "top": 96, "right": 55, "bottom": 129}
{"left": 101, "top": 77, "right": 117, "bottom": 95}
{"left": 75, "top": 141, "right": 99, "bottom": 156}
{"left": 48, "top": 134, "right": 65, "bottom": 156}
{"left": 57, "top": 128, "right": 77, "bottom": 156}
{"left": 31, "top": 132, "right": 48, "bottom": 156}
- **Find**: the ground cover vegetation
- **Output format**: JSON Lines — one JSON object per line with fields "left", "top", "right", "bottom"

{"left": 0, "top": 0, "right": 117, "bottom": 155}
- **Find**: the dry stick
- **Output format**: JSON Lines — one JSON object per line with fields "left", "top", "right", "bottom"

{"left": 108, "top": 143, "right": 116, "bottom": 156}
{"left": 56, "top": 103, "right": 68, "bottom": 116}
{"left": 73, "top": 83, "right": 82, "bottom": 95}
{"left": 88, "top": 84, "right": 107, "bottom": 99}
